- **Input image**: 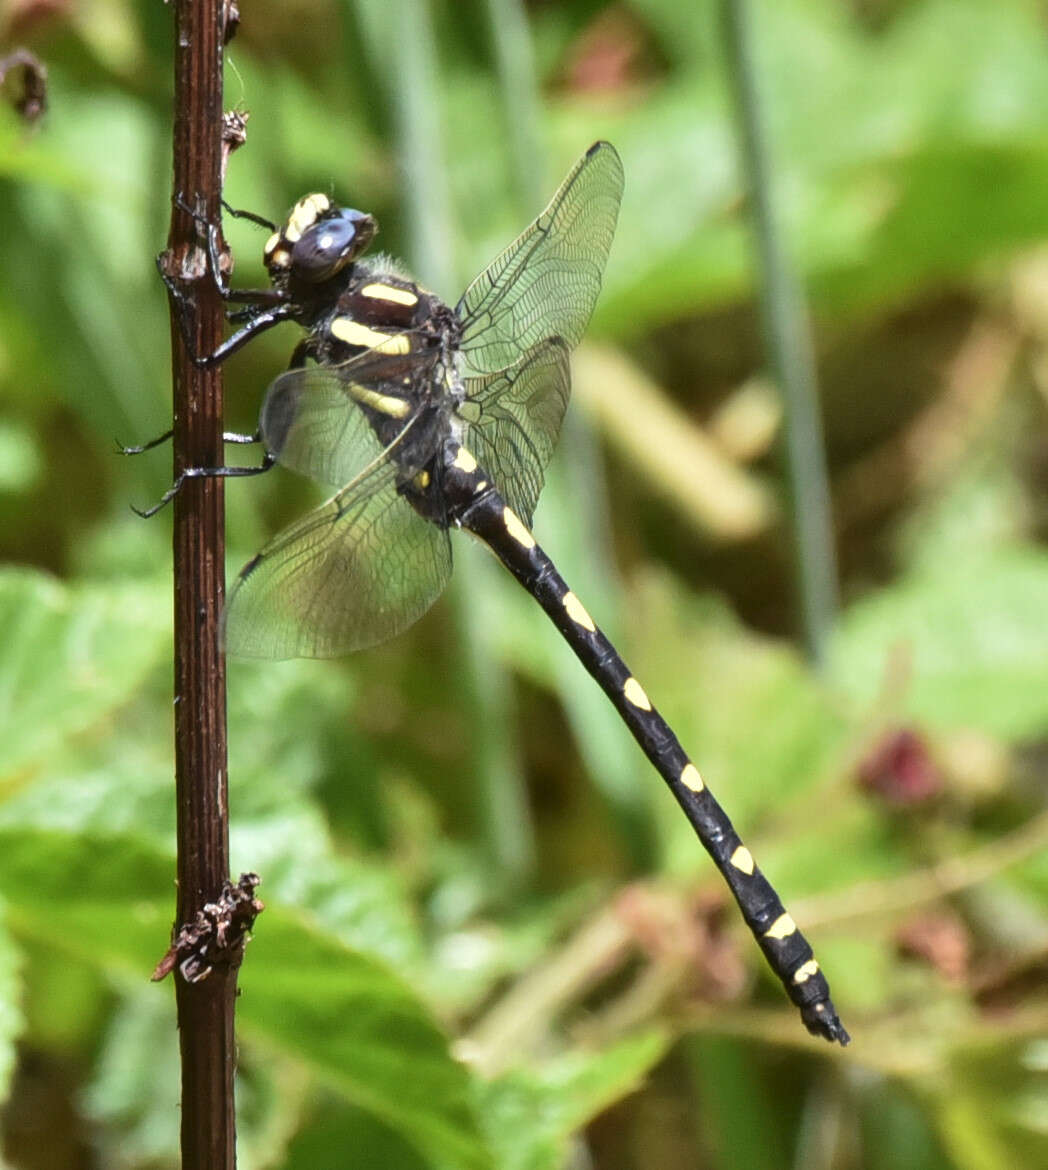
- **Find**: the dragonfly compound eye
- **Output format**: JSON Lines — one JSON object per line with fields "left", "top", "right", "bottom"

{"left": 291, "top": 210, "right": 376, "bottom": 282}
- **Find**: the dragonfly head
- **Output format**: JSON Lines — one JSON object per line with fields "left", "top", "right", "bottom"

{"left": 264, "top": 194, "right": 377, "bottom": 284}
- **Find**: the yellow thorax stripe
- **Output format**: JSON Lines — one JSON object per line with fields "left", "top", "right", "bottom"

{"left": 361, "top": 282, "right": 419, "bottom": 307}
{"left": 346, "top": 385, "right": 411, "bottom": 418}
{"left": 330, "top": 317, "right": 412, "bottom": 354}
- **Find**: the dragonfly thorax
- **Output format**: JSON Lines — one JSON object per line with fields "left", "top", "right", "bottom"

{"left": 310, "top": 263, "right": 461, "bottom": 373}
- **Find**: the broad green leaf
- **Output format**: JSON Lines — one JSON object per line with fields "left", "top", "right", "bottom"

{"left": 831, "top": 547, "right": 1048, "bottom": 740}
{"left": 475, "top": 1030, "right": 668, "bottom": 1170}
{"left": 238, "top": 910, "right": 491, "bottom": 1170}
{"left": 0, "top": 826, "right": 491, "bottom": 1170}
{"left": 0, "top": 903, "right": 22, "bottom": 1101}
{"left": 0, "top": 827, "right": 172, "bottom": 973}
{"left": 0, "top": 569, "right": 169, "bottom": 779}
{"left": 283, "top": 1099, "right": 431, "bottom": 1170}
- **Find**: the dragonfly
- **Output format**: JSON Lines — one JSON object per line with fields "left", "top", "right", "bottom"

{"left": 145, "top": 141, "right": 849, "bottom": 1045}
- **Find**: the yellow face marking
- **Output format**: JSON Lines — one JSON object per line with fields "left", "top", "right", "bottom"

{"left": 285, "top": 193, "right": 331, "bottom": 242}
{"left": 361, "top": 282, "right": 418, "bottom": 307}
{"left": 623, "top": 677, "right": 651, "bottom": 711}
{"left": 330, "top": 318, "right": 412, "bottom": 354}
{"left": 792, "top": 959, "right": 820, "bottom": 984}
{"left": 562, "top": 591, "right": 596, "bottom": 632}
{"left": 346, "top": 385, "right": 411, "bottom": 418}
{"left": 268, "top": 247, "right": 291, "bottom": 270}
{"left": 503, "top": 507, "right": 536, "bottom": 549}
{"left": 452, "top": 446, "right": 478, "bottom": 473}
{"left": 263, "top": 230, "right": 281, "bottom": 256}
{"left": 680, "top": 763, "right": 705, "bottom": 792}
{"left": 729, "top": 845, "right": 755, "bottom": 875}
{"left": 765, "top": 913, "right": 797, "bottom": 940}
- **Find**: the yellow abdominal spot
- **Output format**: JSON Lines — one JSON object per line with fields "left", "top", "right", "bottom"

{"left": 623, "top": 678, "right": 651, "bottom": 711}
{"left": 503, "top": 508, "right": 535, "bottom": 549}
{"left": 680, "top": 763, "right": 704, "bottom": 792}
{"left": 362, "top": 282, "right": 418, "bottom": 307}
{"left": 765, "top": 914, "right": 797, "bottom": 940}
{"left": 330, "top": 318, "right": 411, "bottom": 354}
{"left": 729, "top": 846, "right": 755, "bottom": 875}
{"left": 452, "top": 447, "right": 478, "bottom": 473}
{"left": 562, "top": 591, "right": 596, "bottom": 632}
{"left": 793, "top": 959, "right": 820, "bottom": 984}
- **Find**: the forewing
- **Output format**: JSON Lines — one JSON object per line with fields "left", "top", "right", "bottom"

{"left": 260, "top": 350, "right": 428, "bottom": 489}
{"left": 461, "top": 338, "right": 571, "bottom": 525}
{"left": 456, "top": 141, "right": 623, "bottom": 376}
{"left": 224, "top": 454, "right": 452, "bottom": 660}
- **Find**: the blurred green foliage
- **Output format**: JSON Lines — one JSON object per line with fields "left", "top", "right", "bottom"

{"left": 2, "top": 0, "right": 1048, "bottom": 1167}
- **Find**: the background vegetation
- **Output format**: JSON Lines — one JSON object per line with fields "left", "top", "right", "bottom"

{"left": 2, "top": 0, "right": 1048, "bottom": 1166}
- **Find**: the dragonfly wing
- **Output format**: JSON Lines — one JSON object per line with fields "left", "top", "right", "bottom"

{"left": 224, "top": 451, "right": 452, "bottom": 660}
{"left": 461, "top": 337, "right": 571, "bottom": 525}
{"left": 260, "top": 352, "right": 428, "bottom": 489}
{"left": 456, "top": 141, "right": 623, "bottom": 377}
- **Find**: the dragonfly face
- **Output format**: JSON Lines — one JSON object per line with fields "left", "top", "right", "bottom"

{"left": 263, "top": 193, "right": 377, "bottom": 287}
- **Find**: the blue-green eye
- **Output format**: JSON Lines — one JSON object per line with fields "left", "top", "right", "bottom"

{"left": 291, "top": 210, "right": 375, "bottom": 281}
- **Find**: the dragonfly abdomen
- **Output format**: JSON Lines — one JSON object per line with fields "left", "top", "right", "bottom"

{"left": 441, "top": 441, "right": 850, "bottom": 1046}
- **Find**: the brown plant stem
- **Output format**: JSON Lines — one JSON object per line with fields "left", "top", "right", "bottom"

{"left": 165, "top": 2, "right": 237, "bottom": 1167}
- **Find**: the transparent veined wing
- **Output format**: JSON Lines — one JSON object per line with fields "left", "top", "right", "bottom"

{"left": 456, "top": 141, "right": 623, "bottom": 377}
{"left": 459, "top": 337, "right": 570, "bottom": 526}
{"left": 260, "top": 347, "right": 432, "bottom": 490}
{"left": 224, "top": 428, "right": 452, "bottom": 659}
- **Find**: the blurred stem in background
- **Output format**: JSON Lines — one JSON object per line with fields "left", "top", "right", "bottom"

{"left": 485, "top": 0, "right": 659, "bottom": 867}
{"left": 721, "top": 0, "right": 838, "bottom": 667}
{"left": 484, "top": 0, "right": 545, "bottom": 213}
{"left": 388, "top": 0, "right": 536, "bottom": 886}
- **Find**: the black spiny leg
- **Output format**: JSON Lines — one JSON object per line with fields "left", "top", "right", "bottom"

{"left": 118, "top": 429, "right": 261, "bottom": 457}
{"left": 131, "top": 452, "right": 275, "bottom": 519}
{"left": 160, "top": 194, "right": 292, "bottom": 369}
{"left": 221, "top": 199, "right": 277, "bottom": 233}
{"left": 442, "top": 445, "right": 849, "bottom": 1046}
{"left": 133, "top": 195, "right": 293, "bottom": 510}
{"left": 122, "top": 429, "right": 273, "bottom": 517}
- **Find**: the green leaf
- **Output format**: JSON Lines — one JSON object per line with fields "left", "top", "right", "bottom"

{"left": 0, "top": 827, "right": 172, "bottom": 973}
{"left": 238, "top": 911, "right": 491, "bottom": 1170}
{"left": 0, "top": 569, "right": 169, "bottom": 779}
{"left": 0, "top": 903, "right": 22, "bottom": 1100}
{"left": 475, "top": 1031, "right": 668, "bottom": 1170}
{"left": 0, "top": 826, "right": 491, "bottom": 1170}
{"left": 831, "top": 546, "right": 1048, "bottom": 739}
{"left": 283, "top": 1100, "right": 431, "bottom": 1170}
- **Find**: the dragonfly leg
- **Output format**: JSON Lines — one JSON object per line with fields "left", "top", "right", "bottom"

{"left": 160, "top": 193, "right": 291, "bottom": 367}
{"left": 157, "top": 249, "right": 293, "bottom": 369}
{"left": 221, "top": 199, "right": 277, "bottom": 232}
{"left": 132, "top": 451, "right": 275, "bottom": 518}
{"left": 118, "top": 429, "right": 262, "bottom": 457}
